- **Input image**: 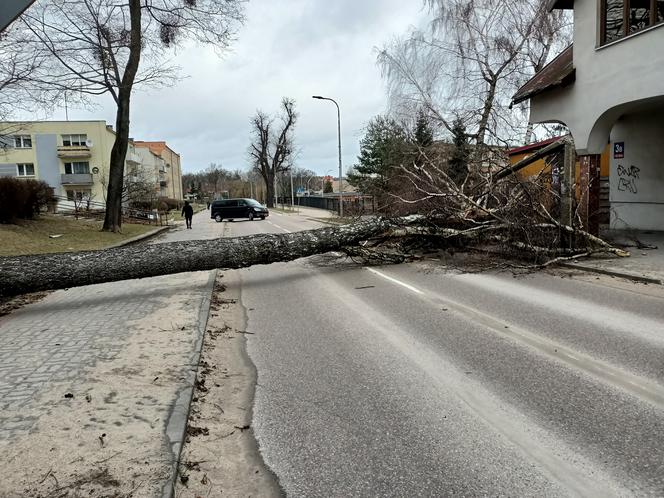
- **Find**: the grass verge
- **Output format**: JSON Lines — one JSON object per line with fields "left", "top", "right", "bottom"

{"left": 0, "top": 214, "right": 158, "bottom": 257}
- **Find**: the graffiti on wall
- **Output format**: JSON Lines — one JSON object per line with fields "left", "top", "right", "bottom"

{"left": 617, "top": 164, "right": 640, "bottom": 194}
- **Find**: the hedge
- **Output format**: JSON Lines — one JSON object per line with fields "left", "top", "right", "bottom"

{"left": 0, "top": 178, "right": 56, "bottom": 223}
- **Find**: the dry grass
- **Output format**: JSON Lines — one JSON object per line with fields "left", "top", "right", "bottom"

{"left": 0, "top": 214, "right": 156, "bottom": 257}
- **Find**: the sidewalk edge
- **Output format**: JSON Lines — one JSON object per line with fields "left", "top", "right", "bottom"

{"left": 106, "top": 225, "right": 173, "bottom": 249}
{"left": 162, "top": 269, "right": 217, "bottom": 498}
{"left": 561, "top": 262, "right": 663, "bottom": 285}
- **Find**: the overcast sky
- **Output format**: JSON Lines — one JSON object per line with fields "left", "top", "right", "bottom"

{"left": 49, "top": 1, "right": 427, "bottom": 175}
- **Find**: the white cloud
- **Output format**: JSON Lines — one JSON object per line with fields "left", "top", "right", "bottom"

{"left": 52, "top": 0, "right": 427, "bottom": 174}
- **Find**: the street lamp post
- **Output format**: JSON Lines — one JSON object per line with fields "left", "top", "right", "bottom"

{"left": 312, "top": 95, "right": 343, "bottom": 218}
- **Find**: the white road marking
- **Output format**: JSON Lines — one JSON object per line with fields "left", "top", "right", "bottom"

{"left": 364, "top": 266, "right": 664, "bottom": 409}
{"left": 365, "top": 267, "right": 424, "bottom": 295}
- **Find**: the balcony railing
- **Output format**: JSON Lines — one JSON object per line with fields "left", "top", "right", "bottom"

{"left": 57, "top": 146, "right": 91, "bottom": 159}
{"left": 61, "top": 173, "right": 93, "bottom": 185}
{"left": 126, "top": 152, "right": 142, "bottom": 164}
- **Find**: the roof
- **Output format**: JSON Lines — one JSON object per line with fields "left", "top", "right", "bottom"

{"left": 512, "top": 45, "right": 575, "bottom": 105}
{"left": 508, "top": 136, "right": 565, "bottom": 156}
{"left": 134, "top": 140, "right": 180, "bottom": 158}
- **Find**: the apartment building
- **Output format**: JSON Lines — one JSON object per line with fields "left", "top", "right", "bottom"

{"left": 0, "top": 120, "right": 184, "bottom": 211}
{"left": 134, "top": 141, "right": 183, "bottom": 200}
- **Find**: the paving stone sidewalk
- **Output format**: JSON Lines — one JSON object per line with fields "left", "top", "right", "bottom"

{"left": 0, "top": 211, "right": 217, "bottom": 497}
{"left": 565, "top": 230, "right": 664, "bottom": 284}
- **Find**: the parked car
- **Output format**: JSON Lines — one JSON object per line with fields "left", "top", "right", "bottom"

{"left": 210, "top": 198, "right": 269, "bottom": 222}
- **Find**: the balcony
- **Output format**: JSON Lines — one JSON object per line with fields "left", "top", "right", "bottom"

{"left": 61, "top": 173, "right": 93, "bottom": 185}
{"left": 126, "top": 151, "right": 142, "bottom": 164}
{"left": 57, "top": 146, "right": 91, "bottom": 159}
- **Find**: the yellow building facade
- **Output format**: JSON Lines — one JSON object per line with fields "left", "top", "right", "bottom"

{"left": 0, "top": 120, "right": 183, "bottom": 211}
{"left": 509, "top": 137, "right": 611, "bottom": 227}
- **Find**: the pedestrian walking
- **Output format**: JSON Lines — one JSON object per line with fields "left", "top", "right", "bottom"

{"left": 181, "top": 200, "right": 194, "bottom": 229}
{"left": 206, "top": 201, "right": 210, "bottom": 210}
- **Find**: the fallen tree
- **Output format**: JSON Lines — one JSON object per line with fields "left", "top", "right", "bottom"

{"left": 0, "top": 217, "right": 399, "bottom": 298}
{"left": 1, "top": 139, "right": 633, "bottom": 299}
{"left": 0, "top": 209, "right": 627, "bottom": 299}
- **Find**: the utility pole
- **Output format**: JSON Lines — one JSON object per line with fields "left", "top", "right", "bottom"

{"left": 290, "top": 169, "right": 295, "bottom": 211}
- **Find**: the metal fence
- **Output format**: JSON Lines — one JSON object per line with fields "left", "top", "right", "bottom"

{"left": 279, "top": 195, "right": 374, "bottom": 215}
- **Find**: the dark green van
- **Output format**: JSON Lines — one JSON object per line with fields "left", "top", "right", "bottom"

{"left": 210, "top": 198, "right": 269, "bottom": 222}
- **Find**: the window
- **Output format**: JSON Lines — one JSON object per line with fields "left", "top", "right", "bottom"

{"left": 14, "top": 135, "right": 32, "bottom": 148}
{"left": 64, "top": 161, "right": 90, "bottom": 174}
{"left": 602, "top": 0, "right": 664, "bottom": 44}
{"left": 61, "top": 134, "right": 87, "bottom": 147}
{"left": 66, "top": 189, "right": 91, "bottom": 201}
{"left": 17, "top": 163, "right": 35, "bottom": 176}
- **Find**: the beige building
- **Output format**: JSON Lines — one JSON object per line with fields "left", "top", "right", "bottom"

{"left": 134, "top": 141, "right": 183, "bottom": 200}
{"left": 134, "top": 145, "right": 169, "bottom": 197}
{"left": 0, "top": 120, "right": 184, "bottom": 211}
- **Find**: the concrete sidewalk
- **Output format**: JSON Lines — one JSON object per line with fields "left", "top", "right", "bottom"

{"left": 0, "top": 210, "right": 217, "bottom": 497}
{"left": 564, "top": 230, "right": 664, "bottom": 284}
{"left": 273, "top": 204, "right": 336, "bottom": 219}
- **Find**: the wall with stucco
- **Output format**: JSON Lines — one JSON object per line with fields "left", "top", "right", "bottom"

{"left": 609, "top": 109, "right": 664, "bottom": 230}
{"left": 529, "top": 0, "right": 664, "bottom": 154}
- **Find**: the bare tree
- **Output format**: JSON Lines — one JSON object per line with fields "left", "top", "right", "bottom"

{"left": 205, "top": 163, "right": 227, "bottom": 196}
{"left": 15, "top": 0, "right": 245, "bottom": 232}
{"left": 248, "top": 98, "right": 298, "bottom": 208}
{"left": 99, "top": 162, "right": 159, "bottom": 215}
{"left": 377, "top": 0, "right": 571, "bottom": 146}
{"left": 0, "top": 22, "right": 56, "bottom": 142}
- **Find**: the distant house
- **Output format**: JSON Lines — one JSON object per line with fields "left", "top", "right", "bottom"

{"left": 513, "top": 0, "right": 664, "bottom": 231}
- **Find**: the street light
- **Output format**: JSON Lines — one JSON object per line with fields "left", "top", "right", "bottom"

{"left": 312, "top": 95, "right": 343, "bottom": 218}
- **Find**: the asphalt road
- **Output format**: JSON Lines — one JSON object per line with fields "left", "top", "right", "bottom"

{"left": 219, "top": 208, "right": 664, "bottom": 497}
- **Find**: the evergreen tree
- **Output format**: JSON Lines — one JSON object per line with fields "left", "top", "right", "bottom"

{"left": 347, "top": 115, "right": 407, "bottom": 197}
{"left": 413, "top": 109, "right": 434, "bottom": 148}
{"left": 448, "top": 118, "right": 470, "bottom": 187}
{"left": 323, "top": 179, "right": 333, "bottom": 193}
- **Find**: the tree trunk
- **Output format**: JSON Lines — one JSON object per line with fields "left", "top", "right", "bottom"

{"left": 265, "top": 171, "right": 275, "bottom": 208}
{"left": 476, "top": 78, "right": 497, "bottom": 146}
{"left": 0, "top": 214, "right": 626, "bottom": 298}
{"left": 0, "top": 217, "right": 403, "bottom": 298}
{"left": 102, "top": 91, "right": 131, "bottom": 232}
{"left": 102, "top": 0, "right": 142, "bottom": 232}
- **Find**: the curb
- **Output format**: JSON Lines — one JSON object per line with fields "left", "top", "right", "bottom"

{"left": 162, "top": 269, "right": 217, "bottom": 498}
{"left": 106, "top": 225, "right": 172, "bottom": 249}
{"left": 561, "top": 262, "right": 663, "bottom": 285}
